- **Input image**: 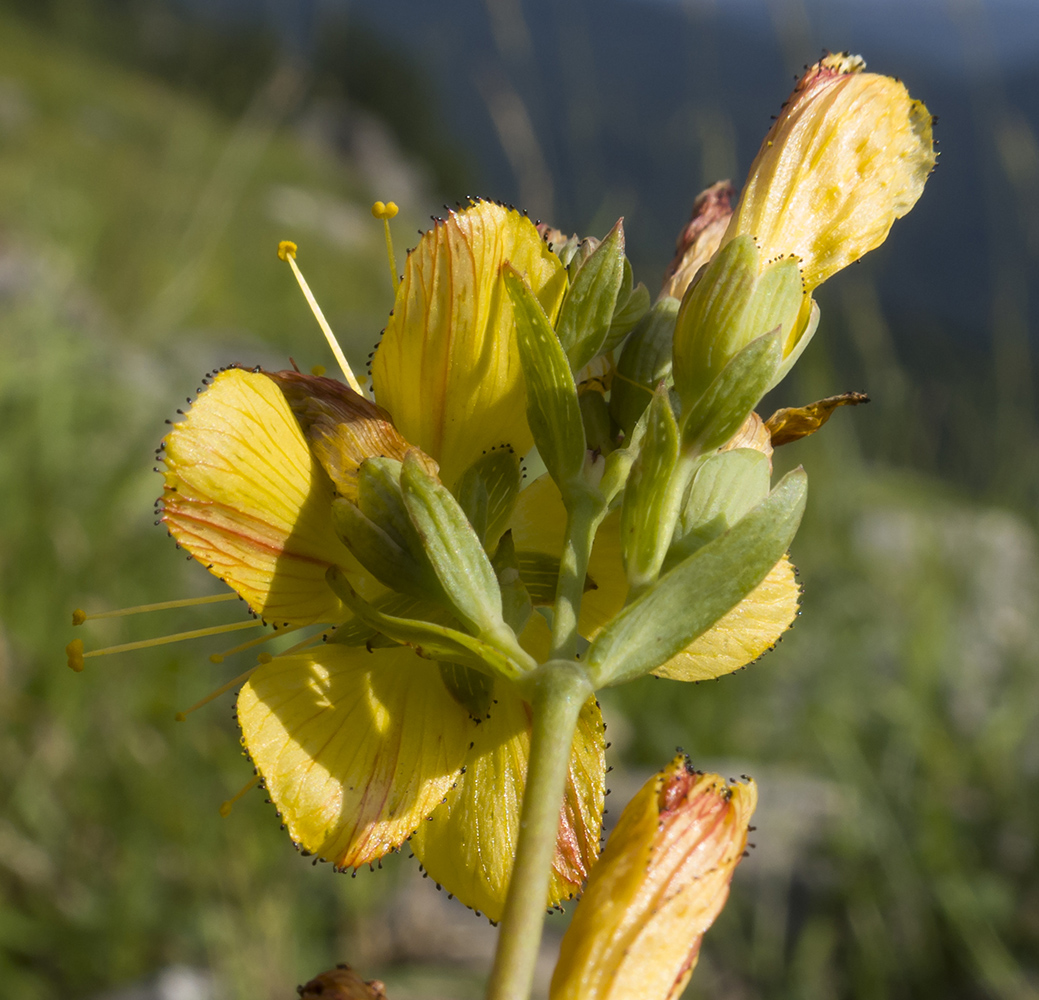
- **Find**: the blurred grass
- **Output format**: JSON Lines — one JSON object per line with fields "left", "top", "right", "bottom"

{"left": 1, "top": 3, "right": 1039, "bottom": 999}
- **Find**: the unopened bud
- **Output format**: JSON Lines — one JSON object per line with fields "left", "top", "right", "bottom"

{"left": 551, "top": 755, "right": 757, "bottom": 1000}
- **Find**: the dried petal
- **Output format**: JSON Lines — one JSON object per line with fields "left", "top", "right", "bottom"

{"left": 661, "top": 181, "right": 735, "bottom": 301}
{"left": 765, "top": 391, "right": 870, "bottom": 447}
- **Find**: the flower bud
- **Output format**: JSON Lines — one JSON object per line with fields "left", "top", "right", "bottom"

{"left": 723, "top": 52, "right": 936, "bottom": 292}
{"left": 551, "top": 756, "right": 757, "bottom": 1000}
{"left": 660, "top": 180, "right": 734, "bottom": 302}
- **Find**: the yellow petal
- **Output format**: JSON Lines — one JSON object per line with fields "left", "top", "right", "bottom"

{"left": 508, "top": 475, "right": 627, "bottom": 638}
{"left": 267, "top": 369, "right": 438, "bottom": 502}
{"left": 411, "top": 680, "right": 605, "bottom": 921}
{"left": 371, "top": 200, "right": 568, "bottom": 487}
{"left": 550, "top": 757, "right": 757, "bottom": 1000}
{"left": 652, "top": 555, "right": 800, "bottom": 681}
{"left": 237, "top": 644, "right": 475, "bottom": 868}
{"left": 162, "top": 368, "right": 366, "bottom": 625}
{"left": 726, "top": 53, "right": 935, "bottom": 291}
{"left": 509, "top": 476, "right": 799, "bottom": 678}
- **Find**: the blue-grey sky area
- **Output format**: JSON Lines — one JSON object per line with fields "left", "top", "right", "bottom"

{"left": 174, "top": 0, "right": 1039, "bottom": 346}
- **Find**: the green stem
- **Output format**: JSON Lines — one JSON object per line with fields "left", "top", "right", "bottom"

{"left": 485, "top": 661, "right": 593, "bottom": 1000}
{"left": 550, "top": 494, "right": 600, "bottom": 661}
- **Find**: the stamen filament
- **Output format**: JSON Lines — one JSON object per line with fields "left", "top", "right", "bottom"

{"left": 175, "top": 664, "right": 259, "bottom": 722}
{"left": 279, "top": 629, "right": 330, "bottom": 657}
{"left": 84, "top": 619, "right": 261, "bottom": 659}
{"left": 72, "top": 592, "right": 238, "bottom": 626}
{"left": 220, "top": 774, "right": 262, "bottom": 818}
{"left": 371, "top": 200, "right": 400, "bottom": 294}
{"left": 209, "top": 622, "right": 306, "bottom": 663}
{"left": 277, "top": 240, "right": 365, "bottom": 396}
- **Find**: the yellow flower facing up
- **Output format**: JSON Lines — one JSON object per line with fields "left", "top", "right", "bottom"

{"left": 550, "top": 756, "right": 758, "bottom": 1000}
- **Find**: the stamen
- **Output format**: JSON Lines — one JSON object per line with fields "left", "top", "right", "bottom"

{"left": 371, "top": 201, "right": 400, "bottom": 295}
{"left": 72, "top": 592, "right": 239, "bottom": 626}
{"left": 220, "top": 775, "right": 262, "bottom": 818}
{"left": 69, "top": 619, "right": 262, "bottom": 670}
{"left": 209, "top": 622, "right": 306, "bottom": 663}
{"left": 277, "top": 240, "right": 365, "bottom": 396}
{"left": 175, "top": 664, "right": 259, "bottom": 723}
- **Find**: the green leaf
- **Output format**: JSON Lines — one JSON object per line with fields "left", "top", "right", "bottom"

{"left": 665, "top": 448, "right": 771, "bottom": 569}
{"left": 609, "top": 296, "right": 679, "bottom": 438}
{"left": 326, "top": 568, "right": 533, "bottom": 680}
{"left": 503, "top": 263, "right": 587, "bottom": 492}
{"left": 586, "top": 467, "right": 807, "bottom": 687}
{"left": 679, "top": 326, "right": 783, "bottom": 456}
{"left": 400, "top": 451, "right": 504, "bottom": 638}
{"left": 620, "top": 387, "right": 681, "bottom": 591}
{"left": 556, "top": 219, "right": 627, "bottom": 373}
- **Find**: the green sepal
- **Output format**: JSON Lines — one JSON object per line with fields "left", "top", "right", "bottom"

{"left": 400, "top": 451, "right": 505, "bottom": 638}
{"left": 672, "top": 236, "right": 804, "bottom": 410}
{"left": 665, "top": 447, "right": 771, "bottom": 570}
{"left": 598, "top": 399, "right": 650, "bottom": 507}
{"left": 620, "top": 387, "right": 681, "bottom": 591}
{"left": 586, "top": 467, "right": 807, "bottom": 688}
{"left": 503, "top": 264, "right": 587, "bottom": 493}
{"left": 555, "top": 219, "right": 627, "bottom": 373}
{"left": 491, "top": 530, "right": 533, "bottom": 636}
{"left": 579, "top": 389, "right": 617, "bottom": 456}
{"left": 609, "top": 296, "right": 679, "bottom": 438}
{"left": 331, "top": 463, "right": 439, "bottom": 600}
{"left": 326, "top": 567, "right": 534, "bottom": 680}
{"left": 454, "top": 447, "right": 522, "bottom": 550}
{"left": 679, "top": 326, "right": 783, "bottom": 456}
{"left": 439, "top": 662, "right": 495, "bottom": 720}
{"left": 601, "top": 259, "right": 650, "bottom": 354}
{"left": 330, "top": 592, "right": 455, "bottom": 649}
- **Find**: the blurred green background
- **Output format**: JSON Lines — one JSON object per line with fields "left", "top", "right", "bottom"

{"left": 2, "top": 0, "right": 1038, "bottom": 997}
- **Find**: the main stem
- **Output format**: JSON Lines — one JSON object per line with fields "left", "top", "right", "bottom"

{"left": 485, "top": 661, "right": 592, "bottom": 1000}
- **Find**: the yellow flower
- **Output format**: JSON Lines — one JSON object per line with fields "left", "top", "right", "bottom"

{"left": 148, "top": 195, "right": 795, "bottom": 918}
{"left": 158, "top": 201, "right": 601, "bottom": 921}
{"left": 550, "top": 755, "right": 757, "bottom": 1000}
{"left": 673, "top": 53, "right": 935, "bottom": 404}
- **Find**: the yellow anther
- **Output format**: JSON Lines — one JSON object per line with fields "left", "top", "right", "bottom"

{"left": 371, "top": 201, "right": 399, "bottom": 220}
{"left": 277, "top": 240, "right": 298, "bottom": 261}
{"left": 66, "top": 638, "right": 85, "bottom": 672}
{"left": 220, "top": 775, "right": 261, "bottom": 818}
{"left": 257, "top": 652, "right": 273, "bottom": 664}
{"left": 209, "top": 653, "right": 224, "bottom": 664}
{"left": 72, "top": 608, "right": 87, "bottom": 626}
{"left": 372, "top": 200, "right": 401, "bottom": 294}
{"left": 310, "top": 364, "right": 326, "bottom": 377}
